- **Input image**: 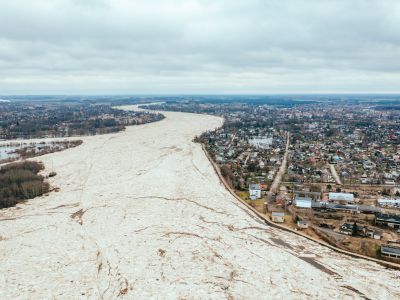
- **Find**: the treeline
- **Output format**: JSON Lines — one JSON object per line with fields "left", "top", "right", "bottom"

{"left": 0, "top": 103, "right": 165, "bottom": 139}
{"left": 0, "top": 161, "right": 50, "bottom": 209}
{"left": 15, "top": 140, "right": 83, "bottom": 160}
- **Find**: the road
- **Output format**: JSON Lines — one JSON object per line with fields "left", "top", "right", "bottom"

{"left": 270, "top": 132, "right": 290, "bottom": 193}
{"left": 226, "top": 132, "right": 236, "bottom": 150}
{"left": 329, "top": 164, "right": 342, "bottom": 185}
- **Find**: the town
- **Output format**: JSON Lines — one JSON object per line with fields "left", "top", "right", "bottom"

{"left": 143, "top": 97, "right": 400, "bottom": 262}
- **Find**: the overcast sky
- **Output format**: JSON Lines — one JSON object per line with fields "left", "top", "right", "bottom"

{"left": 0, "top": 0, "right": 400, "bottom": 94}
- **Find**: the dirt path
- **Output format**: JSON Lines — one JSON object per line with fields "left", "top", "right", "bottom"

{"left": 270, "top": 132, "right": 290, "bottom": 193}
{"left": 329, "top": 163, "right": 343, "bottom": 185}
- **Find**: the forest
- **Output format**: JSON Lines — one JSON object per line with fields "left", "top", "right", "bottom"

{"left": 0, "top": 161, "right": 50, "bottom": 209}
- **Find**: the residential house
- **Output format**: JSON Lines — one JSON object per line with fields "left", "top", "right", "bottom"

{"left": 271, "top": 212, "right": 285, "bottom": 223}
{"left": 297, "top": 220, "right": 309, "bottom": 229}
{"left": 249, "top": 184, "right": 261, "bottom": 200}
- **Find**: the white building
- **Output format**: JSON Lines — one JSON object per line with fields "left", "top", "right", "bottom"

{"left": 249, "top": 136, "right": 273, "bottom": 149}
{"left": 378, "top": 198, "right": 400, "bottom": 208}
{"left": 249, "top": 184, "right": 261, "bottom": 200}
{"left": 295, "top": 196, "right": 312, "bottom": 208}
{"left": 329, "top": 192, "right": 354, "bottom": 203}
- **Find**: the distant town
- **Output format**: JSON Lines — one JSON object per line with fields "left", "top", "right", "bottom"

{"left": 142, "top": 96, "right": 400, "bottom": 262}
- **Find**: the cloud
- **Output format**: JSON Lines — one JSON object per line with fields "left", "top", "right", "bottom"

{"left": 0, "top": 0, "right": 400, "bottom": 94}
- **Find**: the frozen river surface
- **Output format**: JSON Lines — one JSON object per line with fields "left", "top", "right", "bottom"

{"left": 0, "top": 106, "right": 399, "bottom": 299}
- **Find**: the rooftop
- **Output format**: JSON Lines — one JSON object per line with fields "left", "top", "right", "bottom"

{"left": 272, "top": 212, "right": 285, "bottom": 217}
{"left": 381, "top": 244, "right": 400, "bottom": 256}
{"left": 249, "top": 184, "right": 261, "bottom": 190}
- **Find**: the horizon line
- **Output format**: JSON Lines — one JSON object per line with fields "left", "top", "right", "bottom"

{"left": 2, "top": 92, "right": 400, "bottom": 97}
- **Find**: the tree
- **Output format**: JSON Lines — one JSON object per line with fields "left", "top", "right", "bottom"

{"left": 310, "top": 185, "right": 321, "bottom": 192}
{"left": 352, "top": 222, "right": 358, "bottom": 236}
{"left": 220, "top": 165, "right": 235, "bottom": 188}
{"left": 0, "top": 161, "right": 50, "bottom": 209}
{"left": 247, "top": 162, "right": 257, "bottom": 173}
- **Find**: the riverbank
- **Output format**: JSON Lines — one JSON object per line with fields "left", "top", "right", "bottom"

{"left": 201, "top": 143, "right": 400, "bottom": 270}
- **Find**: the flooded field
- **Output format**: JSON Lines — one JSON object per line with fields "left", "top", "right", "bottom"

{"left": 0, "top": 140, "right": 82, "bottom": 164}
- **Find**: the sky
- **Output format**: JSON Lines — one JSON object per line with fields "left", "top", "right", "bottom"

{"left": 0, "top": 0, "right": 400, "bottom": 95}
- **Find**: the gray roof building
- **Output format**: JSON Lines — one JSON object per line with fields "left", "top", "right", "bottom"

{"left": 381, "top": 244, "right": 400, "bottom": 259}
